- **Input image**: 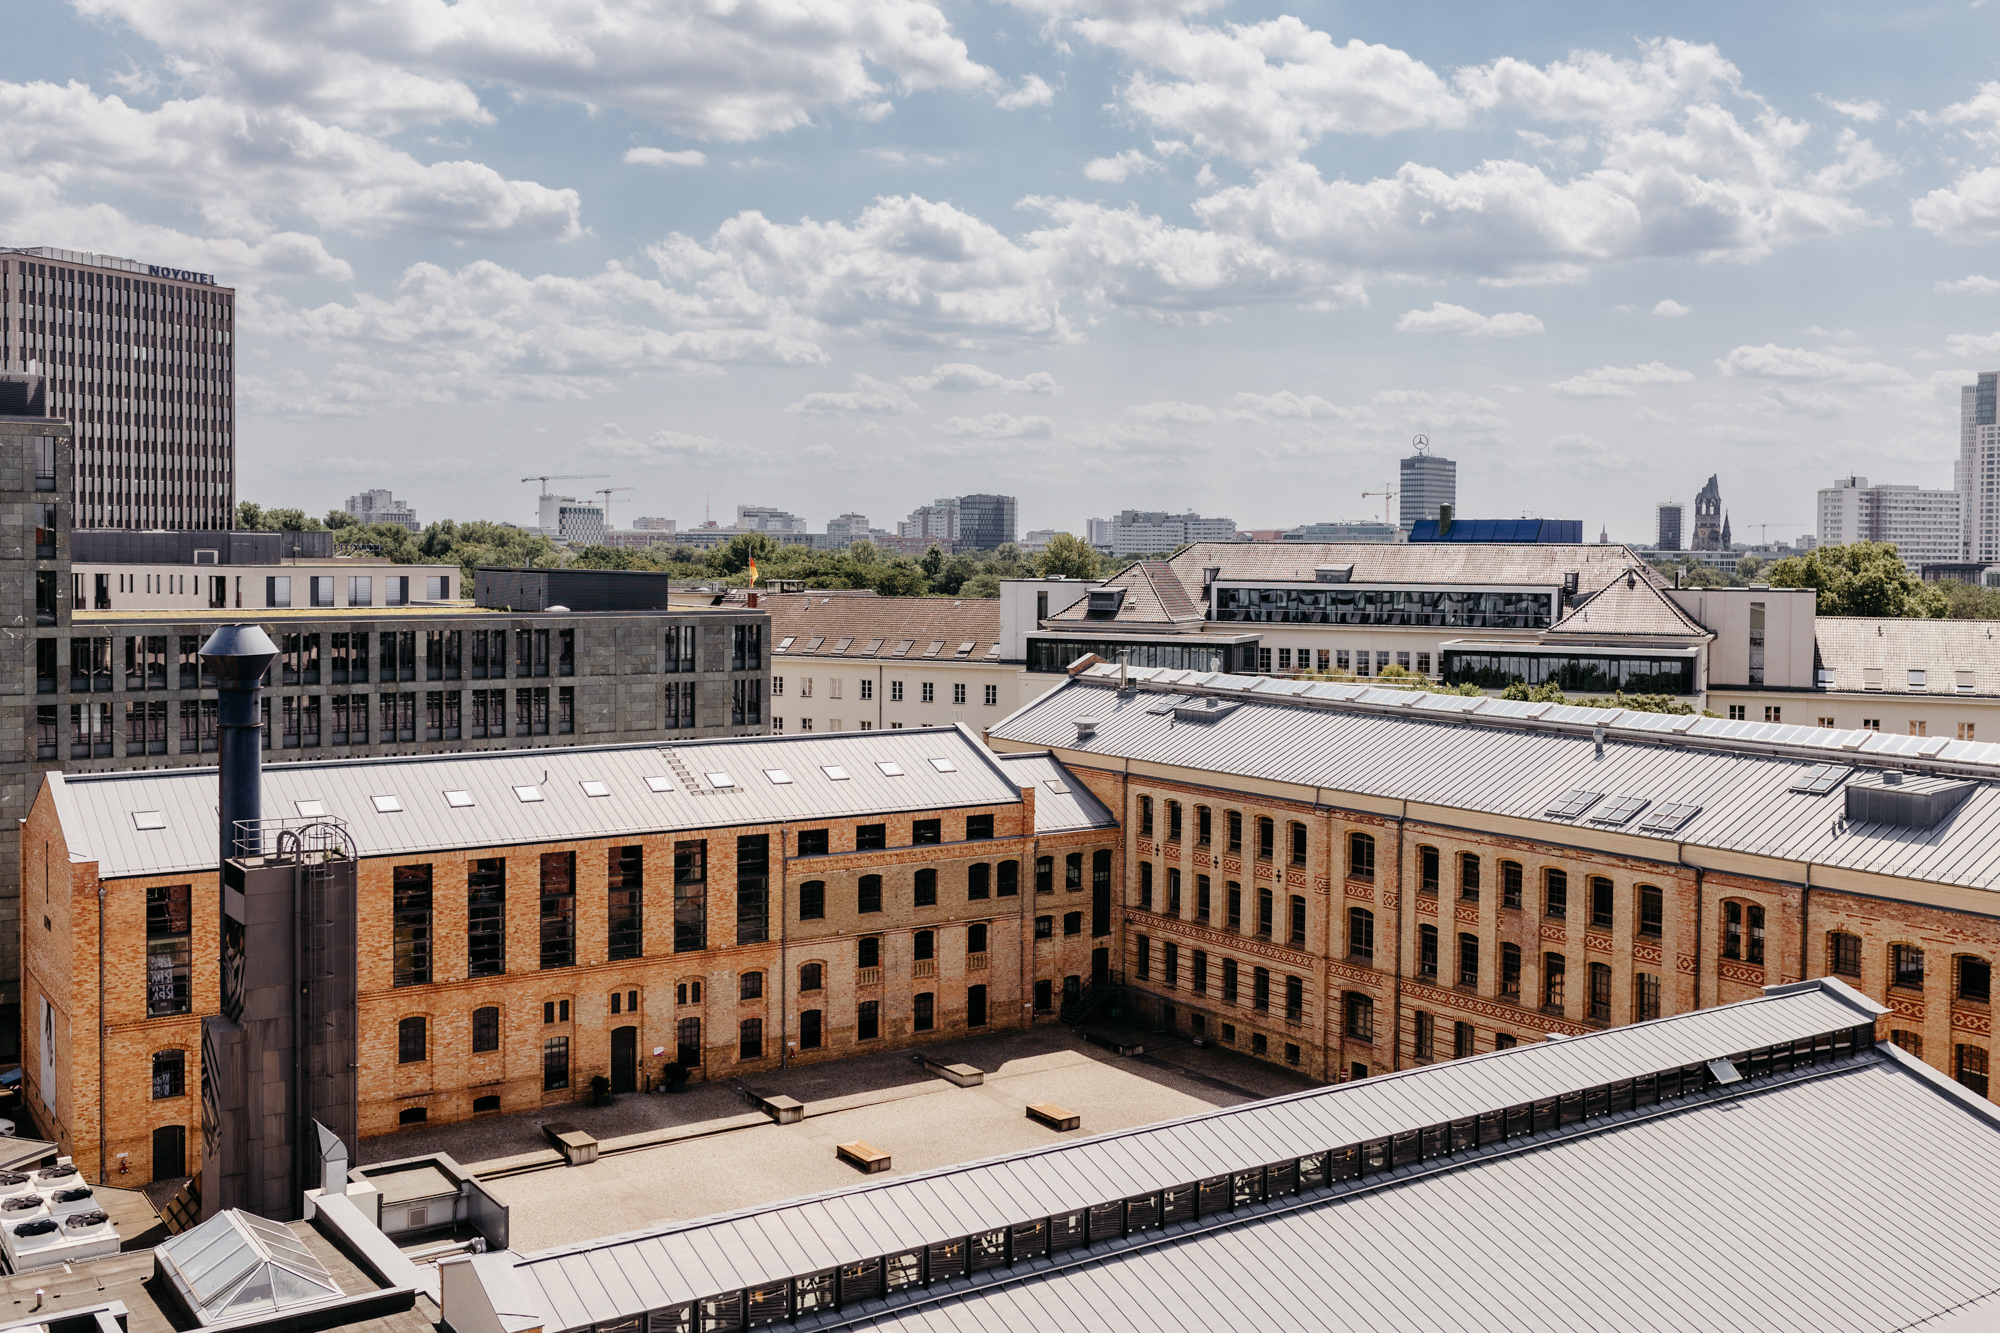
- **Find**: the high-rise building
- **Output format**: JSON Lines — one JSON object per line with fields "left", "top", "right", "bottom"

{"left": 1656, "top": 502, "right": 1684, "bottom": 552}
{"left": 1087, "top": 510, "right": 1238, "bottom": 556}
{"left": 899, "top": 497, "right": 960, "bottom": 542}
{"left": 1817, "top": 476, "right": 1964, "bottom": 569}
{"left": 957, "top": 493, "right": 1018, "bottom": 551}
{"left": 1960, "top": 371, "right": 2000, "bottom": 562}
{"left": 344, "top": 488, "right": 420, "bottom": 533}
{"left": 1, "top": 246, "right": 235, "bottom": 531}
{"left": 735, "top": 505, "right": 805, "bottom": 533}
{"left": 1398, "top": 444, "right": 1455, "bottom": 530}
{"left": 1691, "top": 474, "right": 1726, "bottom": 551}
{"left": 538, "top": 493, "right": 604, "bottom": 545}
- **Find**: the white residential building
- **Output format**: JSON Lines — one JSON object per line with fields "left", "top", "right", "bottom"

{"left": 1818, "top": 475, "right": 1964, "bottom": 569}
{"left": 898, "top": 497, "right": 960, "bottom": 542}
{"left": 735, "top": 505, "right": 806, "bottom": 533}
{"left": 538, "top": 494, "right": 604, "bottom": 546}
{"left": 344, "top": 488, "right": 420, "bottom": 533}
{"left": 1088, "top": 510, "right": 1238, "bottom": 556}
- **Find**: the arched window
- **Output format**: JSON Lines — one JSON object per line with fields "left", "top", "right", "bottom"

{"left": 1543, "top": 870, "right": 1568, "bottom": 919}
{"left": 398, "top": 1107, "right": 428, "bottom": 1126}
{"left": 858, "top": 874, "right": 883, "bottom": 913}
{"left": 151, "top": 1049, "right": 185, "bottom": 1099}
{"left": 1166, "top": 801, "right": 1182, "bottom": 842}
{"left": 914, "top": 929, "right": 935, "bottom": 962}
{"left": 1257, "top": 817, "right": 1275, "bottom": 860}
{"left": 1588, "top": 877, "right": 1614, "bottom": 930}
{"left": 397, "top": 1016, "right": 427, "bottom": 1064}
{"left": 1138, "top": 795, "right": 1154, "bottom": 836}
{"left": 913, "top": 867, "right": 937, "bottom": 907}
{"left": 797, "top": 881, "right": 825, "bottom": 920}
{"left": 1638, "top": 885, "right": 1664, "bottom": 938}
{"left": 1348, "top": 832, "right": 1375, "bottom": 881}
{"left": 1195, "top": 806, "right": 1212, "bottom": 846}
{"left": 1347, "top": 907, "right": 1374, "bottom": 961}
{"left": 1417, "top": 925, "right": 1438, "bottom": 979}
{"left": 1828, "top": 932, "right": 1862, "bottom": 978}
{"left": 739, "top": 971, "right": 763, "bottom": 1001}
{"left": 1959, "top": 954, "right": 1992, "bottom": 1004}
{"left": 1722, "top": 901, "right": 1765, "bottom": 964}
{"left": 1418, "top": 846, "right": 1440, "bottom": 894}
{"left": 858, "top": 936, "right": 881, "bottom": 970}
{"left": 1289, "top": 822, "right": 1307, "bottom": 867}
{"left": 799, "top": 962, "right": 824, "bottom": 993}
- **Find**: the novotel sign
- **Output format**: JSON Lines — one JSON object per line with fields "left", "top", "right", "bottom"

{"left": 147, "top": 264, "right": 216, "bottom": 286}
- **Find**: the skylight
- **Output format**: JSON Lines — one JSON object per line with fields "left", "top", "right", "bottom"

{"left": 891, "top": 640, "right": 915, "bottom": 656}
{"left": 513, "top": 785, "right": 544, "bottom": 803}
{"left": 876, "top": 761, "right": 906, "bottom": 777}
{"left": 132, "top": 810, "right": 165, "bottom": 831}
{"left": 776, "top": 637, "right": 795, "bottom": 651}
{"left": 863, "top": 639, "right": 884, "bottom": 654}
{"left": 707, "top": 772, "right": 736, "bottom": 789}
{"left": 579, "top": 780, "right": 611, "bottom": 798}
{"left": 764, "top": 769, "right": 794, "bottom": 785}
{"left": 294, "top": 800, "right": 326, "bottom": 817}
{"left": 157, "top": 1208, "right": 342, "bottom": 1326}
{"left": 803, "top": 637, "right": 825, "bottom": 652}
{"left": 443, "top": 790, "right": 474, "bottom": 808}
{"left": 1790, "top": 765, "right": 1849, "bottom": 796}
{"left": 821, "top": 766, "right": 851, "bottom": 781}
{"left": 929, "top": 758, "right": 958, "bottom": 773}
{"left": 1543, "top": 790, "right": 1603, "bottom": 819}
{"left": 1638, "top": 803, "right": 1702, "bottom": 834}
{"left": 923, "top": 641, "right": 944, "bottom": 657}
{"left": 371, "top": 795, "right": 403, "bottom": 813}
{"left": 954, "top": 641, "right": 976, "bottom": 657}
{"left": 1044, "top": 778, "right": 1070, "bottom": 795}
{"left": 644, "top": 776, "right": 674, "bottom": 793}
{"left": 832, "top": 638, "right": 853, "bottom": 653}
{"left": 1588, "top": 796, "right": 1648, "bottom": 827}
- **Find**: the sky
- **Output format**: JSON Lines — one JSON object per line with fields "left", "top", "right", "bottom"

{"left": 6, "top": 1, "right": 2000, "bottom": 542}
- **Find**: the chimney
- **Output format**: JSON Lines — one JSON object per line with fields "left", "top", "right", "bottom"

{"left": 1438, "top": 503, "right": 1453, "bottom": 537}
{"left": 747, "top": 591, "right": 759, "bottom": 609}
{"left": 200, "top": 625, "right": 279, "bottom": 862}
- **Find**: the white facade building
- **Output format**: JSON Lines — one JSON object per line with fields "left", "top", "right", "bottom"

{"left": 898, "top": 497, "right": 960, "bottom": 541}
{"left": 735, "top": 505, "right": 806, "bottom": 533}
{"left": 538, "top": 494, "right": 604, "bottom": 546}
{"left": 344, "top": 488, "right": 420, "bottom": 533}
{"left": 1960, "top": 371, "right": 2000, "bottom": 561}
{"left": 1818, "top": 475, "right": 1964, "bottom": 569}
{"left": 1398, "top": 448, "right": 1456, "bottom": 530}
{"left": 1088, "top": 510, "right": 1237, "bottom": 556}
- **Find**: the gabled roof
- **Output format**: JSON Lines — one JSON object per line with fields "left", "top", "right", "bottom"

{"left": 1813, "top": 617, "right": 2000, "bottom": 698}
{"left": 1544, "top": 567, "right": 1712, "bottom": 641}
{"left": 765, "top": 595, "right": 1006, "bottom": 663}
{"left": 1045, "top": 562, "right": 1202, "bottom": 627}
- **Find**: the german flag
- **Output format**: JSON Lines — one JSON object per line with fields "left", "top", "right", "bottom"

{"left": 747, "top": 556, "right": 759, "bottom": 586}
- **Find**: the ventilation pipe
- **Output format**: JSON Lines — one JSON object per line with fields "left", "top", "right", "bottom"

{"left": 200, "top": 625, "right": 279, "bottom": 863}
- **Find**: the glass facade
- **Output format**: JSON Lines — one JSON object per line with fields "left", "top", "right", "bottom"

{"left": 1442, "top": 649, "right": 1697, "bottom": 695}
{"left": 1027, "top": 636, "right": 1256, "bottom": 674}
{"left": 1214, "top": 584, "right": 1555, "bottom": 629}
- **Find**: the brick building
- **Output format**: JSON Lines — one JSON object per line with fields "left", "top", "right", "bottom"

{"left": 22, "top": 726, "right": 1116, "bottom": 1183}
{"left": 988, "top": 662, "right": 2000, "bottom": 1097}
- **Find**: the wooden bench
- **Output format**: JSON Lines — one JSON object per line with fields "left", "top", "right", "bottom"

{"left": 836, "top": 1141, "right": 891, "bottom": 1174}
{"left": 541, "top": 1122, "right": 600, "bottom": 1167}
{"left": 1026, "top": 1103, "right": 1080, "bottom": 1132}
{"left": 919, "top": 1057, "right": 984, "bottom": 1087}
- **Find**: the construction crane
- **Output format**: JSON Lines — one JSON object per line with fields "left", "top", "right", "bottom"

{"left": 593, "top": 486, "right": 635, "bottom": 530}
{"left": 1360, "top": 485, "right": 1399, "bottom": 526}
{"left": 520, "top": 473, "right": 608, "bottom": 498}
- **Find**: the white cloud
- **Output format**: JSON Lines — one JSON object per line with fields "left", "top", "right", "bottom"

{"left": 583, "top": 423, "right": 737, "bottom": 462}
{"left": 941, "top": 412, "right": 1054, "bottom": 438}
{"left": 1946, "top": 330, "right": 2000, "bottom": 358}
{"left": 1816, "top": 94, "right": 1883, "bottom": 123}
{"left": 78, "top": 0, "right": 1000, "bottom": 142}
{"left": 1549, "top": 361, "right": 1694, "bottom": 397}
{"left": 997, "top": 75, "right": 1055, "bottom": 109}
{"left": 1457, "top": 39, "right": 1741, "bottom": 126}
{"left": 1228, "top": 390, "right": 1353, "bottom": 419}
{"left": 1547, "top": 432, "right": 1643, "bottom": 475}
{"left": 1395, "top": 302, "right": 1544, "bottom": 337}
{"left": 1126, "top": 400, "right": 1214, "bottom": 422}
{"left": 1921, "top": 81, "right": 2000, "bottom": 149}
{"left": 901, "top": 363, "right": 1058, "bottom": 393}
{"left": 785, "top": 376, "right": 919, "bottom": 414}
{"left": 1913, "top": 168, "right": 2000, "bottom": 244}
{"left": 1715, "top": 343, "right": 1911, "bottom": 384}
{"left": 625, "top": 147, "right": 707, "bottom": 168}
{"left": 1084, "top": 150, "right": 1159, "bottom": 183}
{"left": 1938, "top": 275, "right": 2000, "bottom": 295}
{"left": 1653, "top": 298, "right": 1691, "bottom": 317}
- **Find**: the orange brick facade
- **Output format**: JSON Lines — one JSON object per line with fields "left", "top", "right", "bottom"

{"left": 21, "top": 784, "right": 1117, "bottom": 1185}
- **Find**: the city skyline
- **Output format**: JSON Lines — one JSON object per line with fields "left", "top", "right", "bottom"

{"left": 5, "top": 3, "right": 2000, "bottom": 539}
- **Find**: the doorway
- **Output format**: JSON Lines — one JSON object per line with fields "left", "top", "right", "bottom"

{"left": 1091, "top": 947, "right": 1109, "bottom": 985}
{"left": 153, "top": 1124, "right": 187, "bottom": 1181}
{"left": 610, "top": 1026, "right": 637, "bottom": 1093}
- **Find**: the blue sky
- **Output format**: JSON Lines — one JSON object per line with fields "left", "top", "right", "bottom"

{"left": 7, "top": 0, "right": 2000, "bottom": 541}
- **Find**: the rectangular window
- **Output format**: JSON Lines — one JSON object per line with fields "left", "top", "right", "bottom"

{"left": 1639, "top": 884, "right": 1664, "bottom": 938}
{"left": 799, "top": 880, "right": 825, "bottom": 920}
{"left": 1419, "top": 845, "right": 1439, "bottom": 894}
{"left": 1501, "top": 943, "right": 1521, "bottom": 1000}
{"left": 1257, "top": 817, "right": 1274, "bottom": 860}
{"left": 1588, "top": 961, "right": 1612, "bottom": 1022}
{"left": 1590, "top": 877, "right": 1614, "bottom": 930}
{"left": 1544, "top": 869, "right": 1567, "bottom": 919}
{"left": 608, "top": 847, "right": 643, "bottom": 961}
{"left": 146, "top": 884, "right": 192, "bottom": 1017}
{"left": 473, "top": 1006, "right": 500, "bottom": 1053}
{"left": 1830, "top": 931, "right": 1862, "bottom": 978}
{"left": 1164, "top": 942, "right": 1179, "bottom": 988}
{"left": 913, "top": 819, "right": 942, "bottom": 845}
{"left": 856, "top": 823, "right": 886, "bottom": 851}
{"left": 1288, "top": 895, "right": 1306, "bottom": 947}
{"left": 859, "top": 874, "right": 883, "bottom": 913}
{"left": 665, "top": 624, "right": 696, "bottom": 673}
{"left": 1348, "top": 907, "right": 1374, "bottom": 960}
{"left": 1458, "top": 934, "right": 1479, "bottom": 990}
{"left": 153, "top": 1050, "right": 185, "bottom": 1100}
{"left": 1222, "top": 958, "right": 1238, "bottom": 1003}
{"left": 914, "top": 868, "right": 937, "bottom": 907}
{"left": 540, "top": 852, "right": 576, "bottom": 969}
{"left": 1459, "top": 854, "right": 1480, "bottom": 900}
{"left": 1136, "top": 935, "right": 1151, "bottom": 981}
{"left": 1195, "top": 875, "right": 1211, "bottom": 923}
{"left": 731, "top": 677, "right": 764, "bottom": 726}
{"left": 739, "top": 1018, "right": 764, "bottom": 1061}
{"left": 1348, "top": 832, "right": 1375, "bottom": 880}
{"left": 913, "top": 993, "right": 934, "bottom": 1032}
{"left": 1285, "top": 974, "right": 1303, "bottom": 1022}
{"left": 1957, "top": 1044, "right": 1989, "bottom": 1098}
{"left": 468, "top": 859, "right": 506, "bottom": 977}
{"left": 998, "top": 860, "right": 1019, "bottom": 897}
{"left": 1962, "top": 955, "right": 1992, "bottom": 1004}
{"left": 1543, "top": 953, "right": 1566, "bottom": 1012}
{"left": 675, "top": 841, "right": 707, "bottom": 953}
{"left": 857, "top": 1001, "right": 880, "bottom": 1041}
{"left": 1502, "top": 861, "right": 1523, "bottom": 910}
{"left": 1415, "top": 1010, "right": 1435, "bottom": 1061}
{"left": 736, "top": 834, "right": 770, "bottom": 945}
{"left": 1894, "top": 943, "right": 1925, "bottom": 990}
{"left": 1257, "top": 886, "right": 1274, "bottom": 939}
{"left": 966, "top": 814, "right": 995, "bottom": 840}
{"left": 1252, "top": 966, "right": 1271, "bottom": 1012}
{"left": 1635, "top": 972, "right": 1661, "bottom": 1021}
{"left": 1166, "top": 868, "right": 1181, "bottom": 916}
{"left": 1344, "top": 992, "right": 1373, "bottom": 1042}
{"left": 393, "top": 865, "right": 433, "bottom": 987}
{"left": 1192, "top": 950, "right": 1208, "bottom": 993}
{"left": 1228, "top": 883, "right": 1242, "bottom": 931}
{"left": 1418, "top": 924, "right": 1438, "bottom": 979}
{"left": 543, "top": 1036, "right": 570, "bottom": 1091}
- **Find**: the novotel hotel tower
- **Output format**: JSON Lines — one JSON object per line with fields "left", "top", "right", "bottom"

{"left": 1, "top": 246, "right": 235, "bottom": 531}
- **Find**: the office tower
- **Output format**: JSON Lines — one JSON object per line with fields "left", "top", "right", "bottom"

{"left": 1818, "top": 475, "right": 1964, "bottom": 569}
{"left": 957, "top": 493, "right": 1018, "bottom": 551}
{"left": 1399, "top": 445, "right": 1456, "bottom": 530}
{"left": 1, "top": 246, "right": 235, "bottom": 531}
{"left": 344, "top": 489, "right": 420, "bottom": 532}
{"left": 1961, "top": 372, "right": 1999, "bottom": 562}
{"left": 1655, "top": 502, "right": 1684, "bottom": 551}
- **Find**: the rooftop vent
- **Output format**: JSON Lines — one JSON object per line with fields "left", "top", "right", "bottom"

{"left": 1075, "top": 717, "right": 1099, "bottom": 740}
{"left": 1844, "top": 772, "right": 1977, "bottom": 829}
{"left": 1314, "top": 565, "right": 1353, "bottom": 584}
{"left": 1172, "top": 699, "right": 1241, "bottom": 724}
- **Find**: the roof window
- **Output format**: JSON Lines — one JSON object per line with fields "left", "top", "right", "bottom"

{"left": 891, "top": 640, "right": 915, "bottom": 657}
{"left": 776, "top": 636, "right": 794, "bottom": 652}
{"left": 1588, "top": 796, "right": 1648, "bottom": 827}
{"left": 863, "top": 638, "right": 885, "bottom": 654}
{"left": 371, "top": 795, "right": 403, "bottom": 813}
{"left": 707, "top": 772, "right": 736, "bottom": 789}
{"left": 928, "top": 758, "right": 958, "bottom": 773}
{"left": 513, "top": 785, "right": 544, "bottom": 803}
{"left": 1790, "top": 765, "right": 1849, "bottom": 796}
{"left": 1909, "top": 669, "right": 1927, "bottom": 689}
{"left": 764, "top": 769, "right": 794, "bottom": 785}
{"left": 644, "top": 776, "right": 675, "bottom": 793}
{"left": 1043, "top": 778, "right": 1071, "bottom": 795}
{"left": 1638, "top": 802, "right": 1701, "bottom": 834}
{"left": 832, "top": 638, "right": 853, "bottom": 653}
{"left": 821, "top": 765, "right": 851, "bottom": 781}
{"left": 923, "top": 641, "right": 944, "bottom": 657}
{"left": 803, "top": 637, "right": 825, "bottom": 652}
{"left": 875, "top": 761, "right": 906, "bottom": 777}
{"left": 443, "top": 790, "right": 475, "bottom": 808}
{"left": 132, "top": 810, "right": 165, "bottom": 831}
{"left": 294, "top": 800, "right": 327, "bottom": 817}
{"left": 954, "top": 641, "right": 976, "bottom": 658}
{"left": 1863, "top": 667, "right": 1883, "bottom": 691}
{"left": 1543, "top": 790, "right": 1603, "bottom": 820}
{"left": 1959, "top": 670, "right": 1977, "bottom": 694}
{"left": 579, "top": 780, "right": 612, "bottom": 798}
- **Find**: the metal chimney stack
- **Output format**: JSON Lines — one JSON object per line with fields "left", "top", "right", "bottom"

{"left": 199, "top": 625, "right": 278, "bottom": 862}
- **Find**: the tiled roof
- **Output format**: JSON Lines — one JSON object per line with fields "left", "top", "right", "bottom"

{"left": 1813, "top": 617, "right": 2000, "bottom": 698}
{"left": 1544, "top": 568, "right": 1712, "bottom": 641}
{"left": 766, "top": 595, "right": 1006, "bottom": 663}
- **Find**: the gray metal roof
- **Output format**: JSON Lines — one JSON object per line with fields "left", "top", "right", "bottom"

{"left": 846, "top": 1045, "right": 2000, "bottom": 1333}
{"left": 990, "top": 752, "right": 1116, "bottom": 834}
{"left": 987, "top": 664, "right": 2000, "bottom": 894}
{"left": 490, "top": 981, "right": 1882, "bottom": 1330}
{"left": 47, "top": 725, "right": 1071, "bottom": 880}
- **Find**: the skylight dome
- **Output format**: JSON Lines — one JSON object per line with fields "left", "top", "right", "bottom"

{"left": 157, "top": 1208, "right": 342, "bottom": 1326}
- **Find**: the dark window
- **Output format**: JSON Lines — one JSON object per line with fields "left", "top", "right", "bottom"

{"left": 797, "top": 829, "right": 830, "bottom": 857}
{"left": 1415, "top": 1010, "right": 1435, "bottom": 1061}
{"left": 674, "top": 841, "right": 707, "bottom": 953}
{"left": 152, "top": 1049, "right": 185, "bottom": 1099}
{"left": 799, "top": 880, "right": 825, "bottom": 920}
{"left": 860, "top": 937, "right": 881, "bottom": 969}
{"left": 1067, "top": 853, "right": 1084, "bottom": 891}
{"left": 1894, "top": 943, "right": 1925, "bottom": 990}
{"left": 859, "top": 874, "right": 884, "bottom": 914}
{"left": 543, "top": 1037, "right": 570, "bottom": 1090}
{"left": 468, "top": 859, "right": 506, "bottom": 978}
{"left": 912, "top": 819, "right": 941, "bottom": 845}
{"left": 740, "top": 971, "right": 763, "bottom": 1001}
{"left": 472, "top": 1006, "right": 500, "bottom": 1052}
{"left": 1348, "top": 907, "right": 1374, "bottom": 961}
{"left": 966, "top": 814, "right": 994, "bottom": 840}
{"left": 1196, "top": 806, "right": 1211, "bottom": 845}
{"left": 398, "top": 1016, "right": 427, "bottom": 1063}
{"left": 393, "top": 865, "right": 433, "bottom": 987}
{"left": 739, "top": 1018, "right": 763, "bottom": 1060}
{"left": 1290, "top": 822, "right": 1307, "bottom": 866}
{"left": 1164, "top": 942, "right": 1179, "bottom": 987}
{"left": 1635, "top": 973, "right": 1661, "bottom": 1021}
{"left": 998, "top": 860, "right": 1019, "bottom": 897}
{"left": 1501, "top": 943, "right": 1521, "bottom": 1000}
{"left": 1348, "top": 832, "right": 1375, "bottom": 880}
{"left": 1222, "top": 958, "right": 1238, "bottom": 1003}
{"left": 968, "top": 863, "right": 991, "bottom": 900}
{"left": 856, "top": 823, "right": 886, "bottom": 851}
{"left": 1288, "top": 895, "right": 1306, "bottom": 947}
{"left": 1501, "top": 861, "right": 1523, "bottom": 909}
{"left": 1344, "top": 992, "right": 1373, "bottom": 1042}
{"left": 1139, "top": 862, "right": 1154, "bottom": 910}
{"left": 1166, "top": 868, "right": 1181, "bottom": 916}
{"left": 677, "top": 1017, "right": 702, "bottom": 1066}
{"left": 800, "top": 962, "right": 824, "bottom": 992}
{"left": 1419, "top": 845, "right": 1439, "bottom": 894}
{"left": 1138, "top": 795, "right": 1153, "bottom": 836}
{"left": 736, "top": 835, "right": 770, "bottom": 945}
{"left": 1256, "top": 886, "right": 1274, "bottom": 939}
{"left": 913, "top": 992, "right": 934, "bottom": 1032}
{"left": 1543, "top": 953, "right": 1566, "bottom": 1012}
{"left": 540, "top": 852, "right": 576, "bottom": 969}
{"left": 1285, "top": 975, "right": 1303, "bottom": 1022}
{"left": 1588, "top": 962, "right": 1612, "bottom": 1022}
{"left": 1639, "top": 884, "right": 1664, "bottom": 938}
{"left": 1459, "top": 854, "right": 1480, "bottom": 900}
{"left": 1227, "top": 809, "right": 1242, "bottom": 852}
{"left": 914, "top": 930, "right": 935, "bottom": 962}
{"left": 1257, "top": 817, "right": 1274, "bottom": 860}
{"left": 800, "top": 1009, "right": 823, "bottom": 1050}
{"left": 857, "top": 1001, "right": 880, "bottom": 1041}
{"left": 1454, "top": 1021, "right": 1475, "bottom": 1060}
{"left": 1252, "top": 966, "right": 1271, "bottom": 1012}
{"left": 1590, "top": 877, "right": 1614, "bottom": 930}
{"left": 608, "top": 847, "right": 643, "bottom": 962}
{"left": 968, "top": 923, "right": 989, "bottom": 954}
{"left": 1962, "top": 956, "right": 1992, "bottom": 1004}
{"left": 1830, "top": 931, "right": 1862, "bottom": 977}
{"left": 1036, "top": 856, "right": 1054, "bottom": 894}
{"left": 1136, "top": 935, "right": 1151, "bottom": 980}
{"left": 1063, "top": 911, "right": 1082, "bottom": 936}
{"left": 1036, "top": 915, "right": 1054, "bottom": 939}
{"left": 1166, "top": 801, "right": 1181, "bottom": 842}
{"left": 1724, "top": 901, "right": 1765, "bottom": 964}
{"left": 1458, "top": 934, "right": 1479, "bottom": 990}
{"left": 1957, "top": 1044, "right": 1989, "bottom": 1097}
{"left": 1228, "top": 883, "right": 1242, "bottom": 931}
{"left": 145, "top": 884, "right": 192, "bottom": 1017}
{"left": 1192, "top": 950, "right": 1208, "bottom": 993}
{"left": 1195, "top": 875, "right": 1211, "bottom": 923}
{"left": 1418, "top": 925, "right": 1438, "bottom": 979}
{"left": 1544, "top": 870, "right": 1567, "bottom": 919}
{"left": 968, "top": 984, "right": 988, "bottom": 1027}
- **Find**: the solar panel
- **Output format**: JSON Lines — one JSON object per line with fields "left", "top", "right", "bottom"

{"left": 1543, "top": 789, "right": 1603, "bottom": 819}
{"left": 1588, "top": 796, "right": 1648, "bottom": 826}
{"left": 1790, "top": 764, "right": 1849, "bottom": 795}
{"left": 1638, "top": 803, "right": 1702, "bottom": 834}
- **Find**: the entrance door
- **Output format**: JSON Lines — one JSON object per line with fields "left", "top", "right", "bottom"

{"left": 1091, "top": 947, "right": 1109, "bottom": 985}
{"left": 610, "top": 1026, "right": 637, "bottom": 1093}
{"left": 153, "top": 1124, "right": 187, "bottom": 1181}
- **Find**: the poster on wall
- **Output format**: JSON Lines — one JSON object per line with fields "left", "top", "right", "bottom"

{"left": 38, "top": 998, "right": 56, "bottom": 1113}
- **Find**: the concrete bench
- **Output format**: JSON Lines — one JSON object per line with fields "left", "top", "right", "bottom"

{"left": 542, "top": 1122, "right": 600, "bottom": 1167}
{"left": 1084, "top": 1032, "right": 1145, "bottom": 1057}
{"left": 758, "top": 1094, "right": 805, "bottom": 1125}
{"left": 920, "top": 1057, "right": 984, "bottom": 1087}
{"left": 837, "top": 1141, "right": 891, "bottom": 1174}
{"left": 1026, "top": 1103, "right": 1080, "bottom": 1132}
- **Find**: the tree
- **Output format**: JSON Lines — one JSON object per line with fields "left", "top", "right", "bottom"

{"left": 1765, "top": 542, "right": 1946, "bottom": 618}
{"left": 1734, "top": 554, "right": 1769, "bottom": 583}
{"left": 1035, "top": 533, "right": 1100, "bottom": 581}
{"left": 235, "top": 503, "right": 324, "bottom": 532}
{"left": 324, "top": 509, "right": 358, "bottom": 530}
{"left": 920, "top": 544, "right": 945, "bottom": 581}
{"left": 705, "top": 532, "right": 777, "bottom": 577}
{"left": 1941, "top": 580, "right": 2000, "bottom": 620}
